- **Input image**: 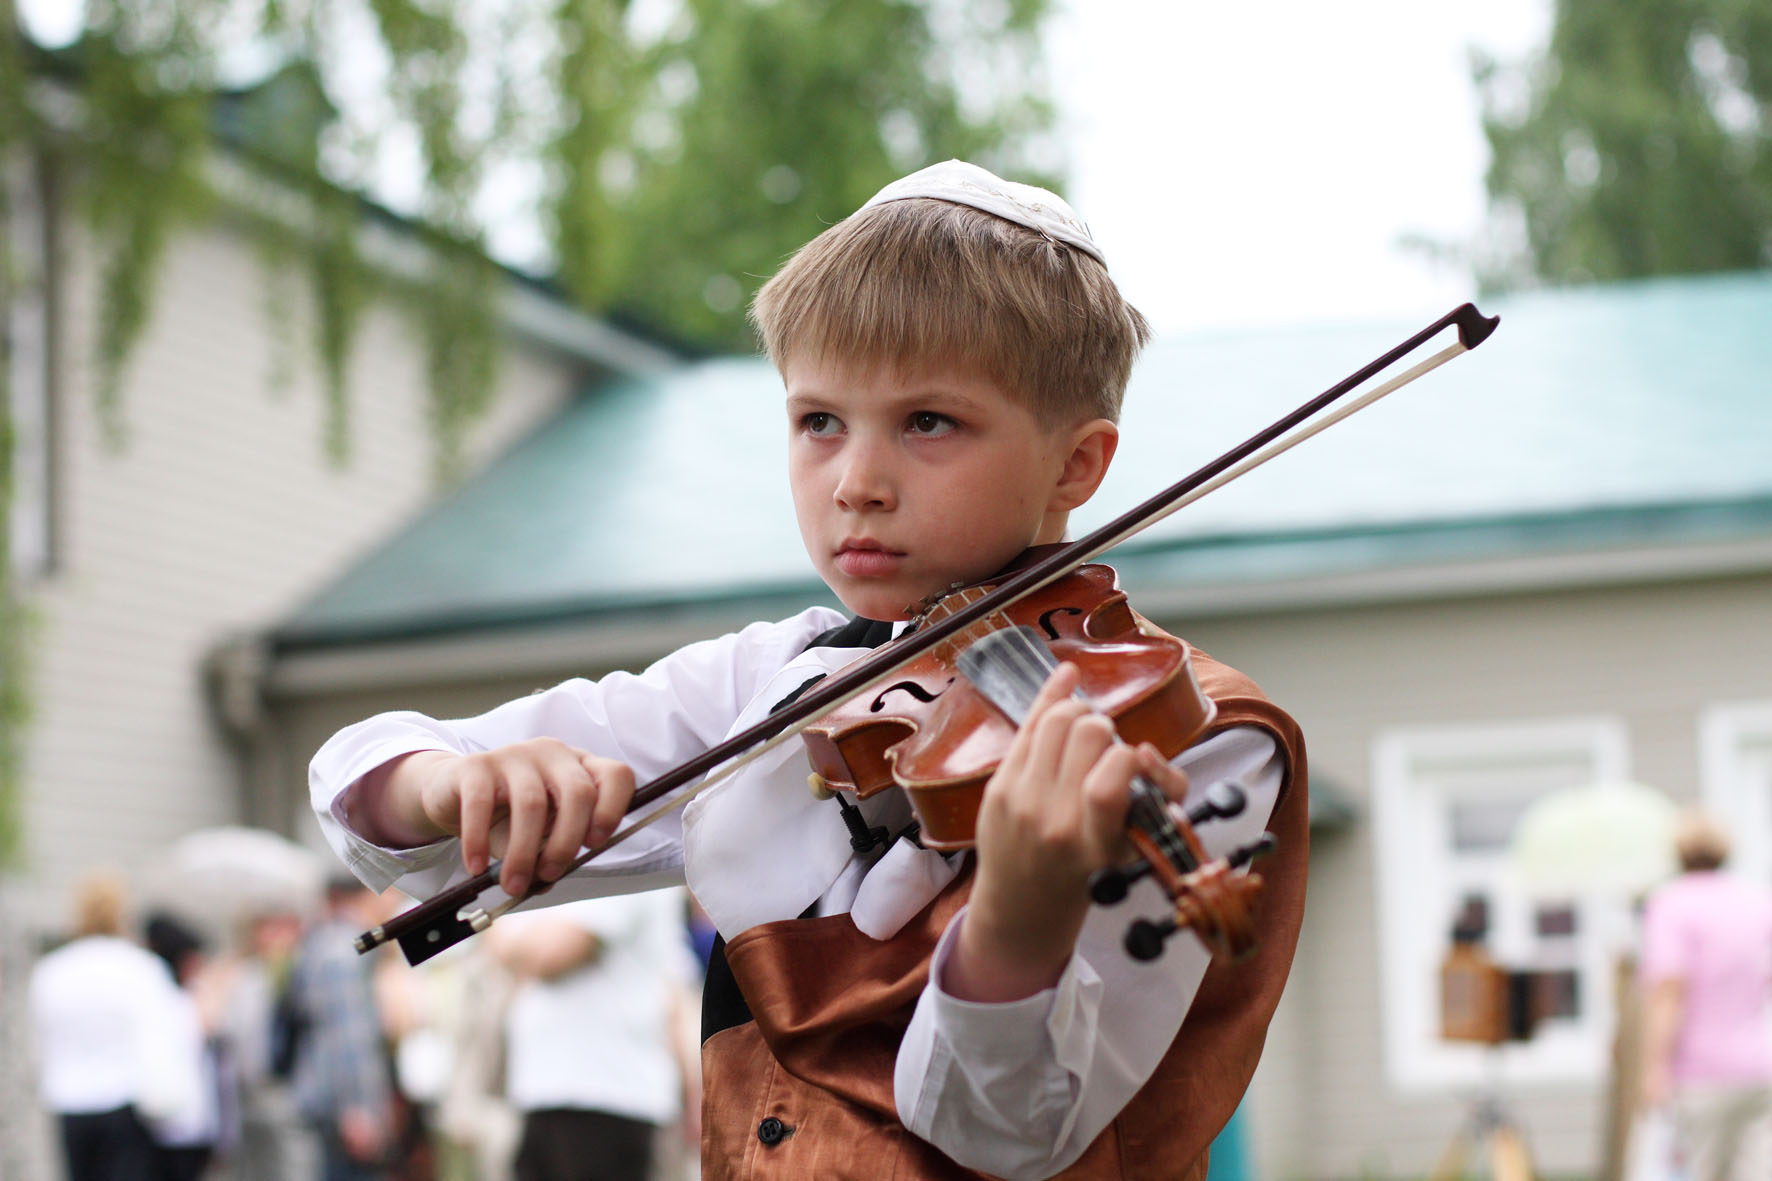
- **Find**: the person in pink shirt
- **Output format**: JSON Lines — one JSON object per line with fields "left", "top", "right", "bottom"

{"left": 1641, "top": 809, "right": 1772, "bottom": 1180}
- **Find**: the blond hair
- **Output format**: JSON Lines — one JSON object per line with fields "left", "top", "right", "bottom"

{"left": 71, "top": 870, "right": 130, "bottom": 938}
{"left": 751, "top": 197, "right": 1150, "bottom": 427}
{"left": 1674, "top": 809, "right": 1730, "bottom": 872}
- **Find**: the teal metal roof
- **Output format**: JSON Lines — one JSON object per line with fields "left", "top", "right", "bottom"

{"left": 278, "top": 271, "right": 1772, "bottom": 647}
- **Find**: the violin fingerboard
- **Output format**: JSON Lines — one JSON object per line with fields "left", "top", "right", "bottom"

{"left": 956, "top": 625, "right": 1065, "bottom": 723}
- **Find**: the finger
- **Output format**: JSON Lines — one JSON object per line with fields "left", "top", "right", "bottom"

{"left": 1135, "top": 743, "right": 1191, "bottom": 803}
{"left": 1079, "top": 743, "right": 1142, "bottom": 860}
{"left": 500, "top": 763, "right": 549, "bottom": 898}
{"left": 456, "top": 762, "right": 497, "bottom": 876}
{"left": 1054, "top": 713, "right": 1117, "bottom": 793}
{"left": 1002, "top": 699, "right": 1092, "bottom": 813}
{"left": 584, "top": 756, "right": 636, "bottom": 847}
{"left": 538, "top": 758, "right": 596, "bottom": 881}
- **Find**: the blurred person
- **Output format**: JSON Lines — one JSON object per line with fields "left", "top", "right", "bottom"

{"left": 143, "top": 913, "right": 231, "bottom": 1181}
{"left": 487, "top": 890, "right": 696, "bottom": 1181}
{"left": 683, "top": 895, "right": 717, "bottom": 972}
{"left": 367, "top": 888, "right": 442, "bottom": 1181}
{"left": 376, "top": 933, "right": 517, "bottom": 1181}
{"left": 1641, "top": 809, "right": 1772, "bottom": 1180}
{"left": 29, "top": 871, "right": 189, "bottom": 1181}
{"left": 431, "top": 939, "right": 521, "bottom": 1181}
{"left": 288, "top": 877, "right": 396, "bottom": 1181}
{"left": 219, "top": 908, "right": 317, "bottom": 1181}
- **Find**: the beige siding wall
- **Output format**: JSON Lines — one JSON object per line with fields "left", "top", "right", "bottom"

{"left": 18, "top": 217, "right": 580, "bottom": 930}
{"left": 1150, "top": 569, "right": 1772, "bottom": 1178}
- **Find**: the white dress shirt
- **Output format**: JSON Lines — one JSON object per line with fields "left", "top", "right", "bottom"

{"left": 29, "top": 936, "right": 196, "bottom": 1120}
{"left": 502, "top": 891, "right": 695, "bottom": 1124}
{"left": 311, "top": 606, "right": 1282, "bottom": 1179}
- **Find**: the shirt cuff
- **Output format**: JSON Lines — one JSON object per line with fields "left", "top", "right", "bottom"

{"left": 312, "top": 727, "right": 468, "bottom": 893}
{"left": 896, "top": 905, "right": 1104, "bottom": 1175}
{"left": 926, "top": 905, "right": 1103, "bottom": 1073}
{"left": 326, "top": 786, "right": 459, "bottom": 893}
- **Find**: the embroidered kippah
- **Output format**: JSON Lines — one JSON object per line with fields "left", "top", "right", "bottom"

{"left": 858, "top": 159, "right": 1106, "bottom": 266}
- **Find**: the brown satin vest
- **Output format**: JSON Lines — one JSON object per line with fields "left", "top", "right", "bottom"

{"left": 700, "top": 644, "right": 1309, "bottom": 1179}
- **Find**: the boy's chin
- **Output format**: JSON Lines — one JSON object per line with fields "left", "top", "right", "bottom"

{"left": 825, "top": 576, "right": 930, "bottom": 622}
{"left": 832, "top": 589, "right": 916, "bottom": 622}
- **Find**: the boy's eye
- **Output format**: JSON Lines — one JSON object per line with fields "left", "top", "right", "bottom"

{"left": 801, "top": 412, "right": 841, "bottom": 436}
{"left": 908, "top": 411, "right": 955, "bottom": 437}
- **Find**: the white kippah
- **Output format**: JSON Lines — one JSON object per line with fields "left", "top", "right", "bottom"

{"left": 858, "top": 159, "right": 1106, "bottom": 266}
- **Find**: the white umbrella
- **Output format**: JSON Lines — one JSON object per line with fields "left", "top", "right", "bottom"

{"left": 142, "top": 825, "right": 327, "bottom": 935}
{"left": 1505, "top": 779, "right": 1678, "bottom": 900}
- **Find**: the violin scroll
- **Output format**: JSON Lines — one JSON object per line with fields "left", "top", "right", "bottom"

{"left": 1109, "top": 826, "right": 1277, "bottom": 962}
{"left": 1089, "top": 780, "right": 1248, "bottom": 904}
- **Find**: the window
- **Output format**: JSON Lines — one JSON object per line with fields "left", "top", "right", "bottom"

{"left": 1373, "top": 717, "right": 1630, "bottom": 1090}
{"left": 1700, "top": 703, "right": 1772, "bottom": 885}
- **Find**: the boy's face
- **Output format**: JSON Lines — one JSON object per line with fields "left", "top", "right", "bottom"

{"left": 784, "top": 357, "right": 1105, "bottom": 621}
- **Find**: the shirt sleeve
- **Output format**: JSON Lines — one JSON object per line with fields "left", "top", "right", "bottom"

{"left": 309, "top": 608, "right": 844, "bottom": 897}
{"left": 1639, "top": 887, "right": 1692, "bottom": 985}
{"left": 893, "top": 726, "right": 1284, "bottom": 1180}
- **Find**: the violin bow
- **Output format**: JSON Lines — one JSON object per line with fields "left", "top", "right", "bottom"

{"left": 358, "top": 301, "right": 1497, "bottom": 964}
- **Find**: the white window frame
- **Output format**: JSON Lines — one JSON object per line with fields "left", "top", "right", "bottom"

{"left": 1700, "top": 702, "right": 1772, "bottom": 886}
{"left": 1372, "top": 716, "right": 1630, "bottom": 1092}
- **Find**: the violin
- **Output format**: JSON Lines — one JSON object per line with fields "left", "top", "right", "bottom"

{"left": 356, "top": 302, "right": 1498, "bottom": 966}
{"left": 803, "top": 558, "right": 1269, "bottom": 961}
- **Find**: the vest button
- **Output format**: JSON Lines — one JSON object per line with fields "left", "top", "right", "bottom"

{"left": 757, "top": 1116, "right": 790, "bottom": 1146}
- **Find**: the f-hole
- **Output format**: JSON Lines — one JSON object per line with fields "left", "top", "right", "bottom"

{"left": 871, "top": 678, "right": 954, "bottom": 713}
{"left": 1037, "top": 607, "right": 1083, "bottom": 640}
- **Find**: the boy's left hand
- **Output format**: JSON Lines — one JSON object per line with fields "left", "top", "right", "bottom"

{"left": 946, "top": 663, "right": 1189, "bottom": 1003}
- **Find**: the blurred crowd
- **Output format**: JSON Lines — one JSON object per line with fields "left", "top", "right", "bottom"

{"left": 27, "top": 865, "right": 710, "bottom": 1181}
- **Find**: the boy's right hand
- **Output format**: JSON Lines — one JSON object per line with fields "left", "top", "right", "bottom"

{"left": 348, "top": 739, "right": 636, "bottom": 899}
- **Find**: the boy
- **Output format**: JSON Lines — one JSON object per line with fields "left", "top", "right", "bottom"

{"left": 312, "top": 160, "right": 1308, "bottom": 1179}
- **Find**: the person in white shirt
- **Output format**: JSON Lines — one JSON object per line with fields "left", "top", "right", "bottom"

{"left": 310, "top": 160, "right": 1309, "bottom": 1180}
{"left": 142, "top": 913, "right": 228, "bottom": 1181}
{"left": 29, "top": 872, "right": 193, "bottom": 1181}
{"left": 487, "top": 891, "right": 696, "bottom": 1181}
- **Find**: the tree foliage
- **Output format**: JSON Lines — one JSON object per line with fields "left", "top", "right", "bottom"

{"left": 0, "top": 0, "right": 1059, "bottom": 864}
{"left": 554, "top": 0, "right": 1058, "bottom": 350}
{"left": 1475, "top": 0, "right": 1772, "bottom": 288}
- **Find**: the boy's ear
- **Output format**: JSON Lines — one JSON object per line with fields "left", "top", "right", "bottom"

{"left": 1049, "top": 418, "right": 1120, "bottom": 512}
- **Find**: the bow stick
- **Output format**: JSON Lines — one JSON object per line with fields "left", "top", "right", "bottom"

{"left": 358, "top": 301, "right": 1498, "bottom": 964}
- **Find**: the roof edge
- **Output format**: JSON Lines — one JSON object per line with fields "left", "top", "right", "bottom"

{"left": 262, "top": 494, "right": 1772, "bottom": 685}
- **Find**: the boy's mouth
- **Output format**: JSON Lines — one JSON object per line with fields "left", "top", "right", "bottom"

{"left": 834, "top": 540, "right": 904, "bottom": 578}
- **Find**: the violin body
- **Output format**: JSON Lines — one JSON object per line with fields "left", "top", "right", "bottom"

{"left": 802, "top": 562, "right": 1218, "bottom": 849}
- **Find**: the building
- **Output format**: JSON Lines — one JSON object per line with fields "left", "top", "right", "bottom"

{"left": 2, "top": 121, "right": 677, "bottom": 1177}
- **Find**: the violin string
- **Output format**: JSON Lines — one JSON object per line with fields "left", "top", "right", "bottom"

{"left": 981, "top": 623, "right": 1196, "bottom": 874}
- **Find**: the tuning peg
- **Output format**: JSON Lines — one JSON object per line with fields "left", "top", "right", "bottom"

{"left": 1089, "top": 858, "right": 1153, "bottom": 905}
{"left": 1227, "top": 832, "right": 1277, "bottom": 869}
{"left": 1184, "top": 781, "right": 1247, "bottom": 827}
{"left": 1125, "top": 915, "right": 1180, "bottom": 961}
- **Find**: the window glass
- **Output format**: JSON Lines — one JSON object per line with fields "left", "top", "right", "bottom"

{"left": 1373, "top": 718, "right": 1628, "bottom": 1089}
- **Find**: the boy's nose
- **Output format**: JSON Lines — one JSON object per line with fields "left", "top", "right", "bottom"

{"left": 834, "top": 447, "right": 897, "bottom": 511}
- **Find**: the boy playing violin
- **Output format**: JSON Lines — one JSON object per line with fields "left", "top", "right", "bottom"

{"left": 312, "top": 160, "right": 1307, "bottom": 1179}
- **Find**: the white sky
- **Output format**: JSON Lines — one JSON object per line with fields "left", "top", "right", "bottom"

{"left": 1046, "top": 0, "right": 1551, "bottom": 333}
{"left": 19, "top": 0, "right": 1552, "bottom": 335}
